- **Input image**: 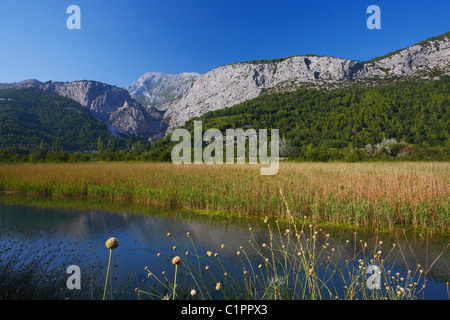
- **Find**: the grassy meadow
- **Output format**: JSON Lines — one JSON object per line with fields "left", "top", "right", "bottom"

{"left": 0, "top": 161, "right": 448, "bottom": 232}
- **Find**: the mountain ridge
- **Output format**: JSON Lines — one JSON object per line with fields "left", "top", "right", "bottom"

{"left": 1, "top": 32, "right": 448, "bottom": 145}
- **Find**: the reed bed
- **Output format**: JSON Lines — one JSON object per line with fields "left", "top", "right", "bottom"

{"left": 0, "top": 162, "right": 448, "bottom": 231}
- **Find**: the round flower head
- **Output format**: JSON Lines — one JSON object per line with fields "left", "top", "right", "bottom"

{"left": 172, "top": 256, "right": 182, "bottom": 265}
{"left": 105, "top": 237, "right": 119, "bottom": 250}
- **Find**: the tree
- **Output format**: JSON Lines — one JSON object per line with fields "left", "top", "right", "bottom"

{"left": 97, "top": 137, "right": 104, "bottom": 153}
{"left": 52, "top": 137, "right": 61, "bottom": 153}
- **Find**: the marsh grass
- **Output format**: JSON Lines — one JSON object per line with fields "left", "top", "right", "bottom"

{"left": 136, "top": 216, "right": 444, "bottom": 300}
{"left": 136, "top": 187, "right": 448, "bottom": 300}
{"left": 0, "top": 227, "right": 105, "bottom": 299}
{"left": 0, "top": 162, "right": 448, "bottom": 231}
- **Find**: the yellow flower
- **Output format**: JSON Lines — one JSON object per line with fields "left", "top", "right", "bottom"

{"left": 105, "top": 237, "right": 119, "bottom": 250}
{"left": 215, "top": 282, "right": 222, "bottom": 290}
{"left": 207, "top": 251, "right": 213, "bottom": 257}
{"left": 172, "top": 256, "right": 182, "bottom": 265}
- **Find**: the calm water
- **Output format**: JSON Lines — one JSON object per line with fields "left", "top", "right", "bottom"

{"left": 0, "top": 196, "right": 449, "bottom": 300}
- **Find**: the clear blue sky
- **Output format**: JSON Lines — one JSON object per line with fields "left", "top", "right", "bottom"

{"left": 0, "top": 0, "right": 448, "bottom": 87}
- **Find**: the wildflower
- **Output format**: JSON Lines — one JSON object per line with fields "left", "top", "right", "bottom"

{"left": 172, "top": 256, "right": 182, "bottom": 265}
{"left": 157, "top": 253, "right": 161, "bottom": 257}
{"left": 237, "top": 251, "right": 241, "bottom": 255}
{"left": 186, "top": 251, "right": 190, "bottom": 256}
{"left": 190, "top": 289, "right": 197, "bottom": 297}
{"left": 105, "top": 237, "right": 119, "bottom": 250}
{"left": 167, "top": 233, "right": 171, "bottom": 237}
{"left": 308, "top": 268, "right": 314, "bottom": 276}
{"left": 249, "top": 227, "right": 253, "bottom": 231}
{"left": 215, "top": 282, "right": 222, "bottom": 290}
{"left": 207, "top": 251, "right": 213, "bottom": 257}
{"left": 172, "top": 246, "right": 177, "bottom": 250}
{"left": 221, "top": 244, "right": 225, "bottom": 249}
{"left": 205, "top": 266, "right": 209, "bottom": 271}
{"left": 258, "top": 264, "right": 262, "bottom": 269}
{"left": 186, "top": 232, "right": 191, "bottom": 236}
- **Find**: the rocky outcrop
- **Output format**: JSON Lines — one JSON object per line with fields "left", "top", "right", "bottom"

{"left": 40, "top": 81, "right": 165, "bottom": 139}
{"left": 126, "top": 72, "right": 200, "bottom": 106}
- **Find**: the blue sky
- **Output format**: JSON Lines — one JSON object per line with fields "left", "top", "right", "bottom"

{"left": 0, "top": 0, "right": 448, "bottom": 87}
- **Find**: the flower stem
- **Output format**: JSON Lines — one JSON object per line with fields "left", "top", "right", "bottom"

{"left": 173, "top": 264, "right": 178, "bottom": 300}
{"left": 103, "top": 249, "right": 113, "bottom": 300}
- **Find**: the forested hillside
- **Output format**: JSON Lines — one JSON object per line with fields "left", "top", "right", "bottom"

{"left": 148, "top": 76, "right": 449, "bottom": 161}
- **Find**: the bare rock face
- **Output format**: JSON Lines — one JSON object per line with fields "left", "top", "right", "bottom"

{"left": 40, "top": 81, "right": 165, "bottom": 139}
{"left": 357, "top": 36, "right": 450, "bottom": 78}
{"left": 126, "top": 72, "right": 200, "bottom": 106}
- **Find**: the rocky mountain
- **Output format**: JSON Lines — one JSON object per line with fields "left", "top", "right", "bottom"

{"left": 1, "top": 32, "right": 448, "bottom": 145}
{"left": 40, "top": 81, "right": 166, "bottom": 140}
{"left": 0, "top": 86, "right": 126, "bottom": 151}
{"left": 162, "top": 32, "right": 450, "bottom": 133}
{"left": 126, "top": 72, "right": 200, "bottom": 107}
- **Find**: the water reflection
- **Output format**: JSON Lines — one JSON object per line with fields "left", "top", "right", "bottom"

{"left": 0, "top": 195, "right": 448, "bottom": 300}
